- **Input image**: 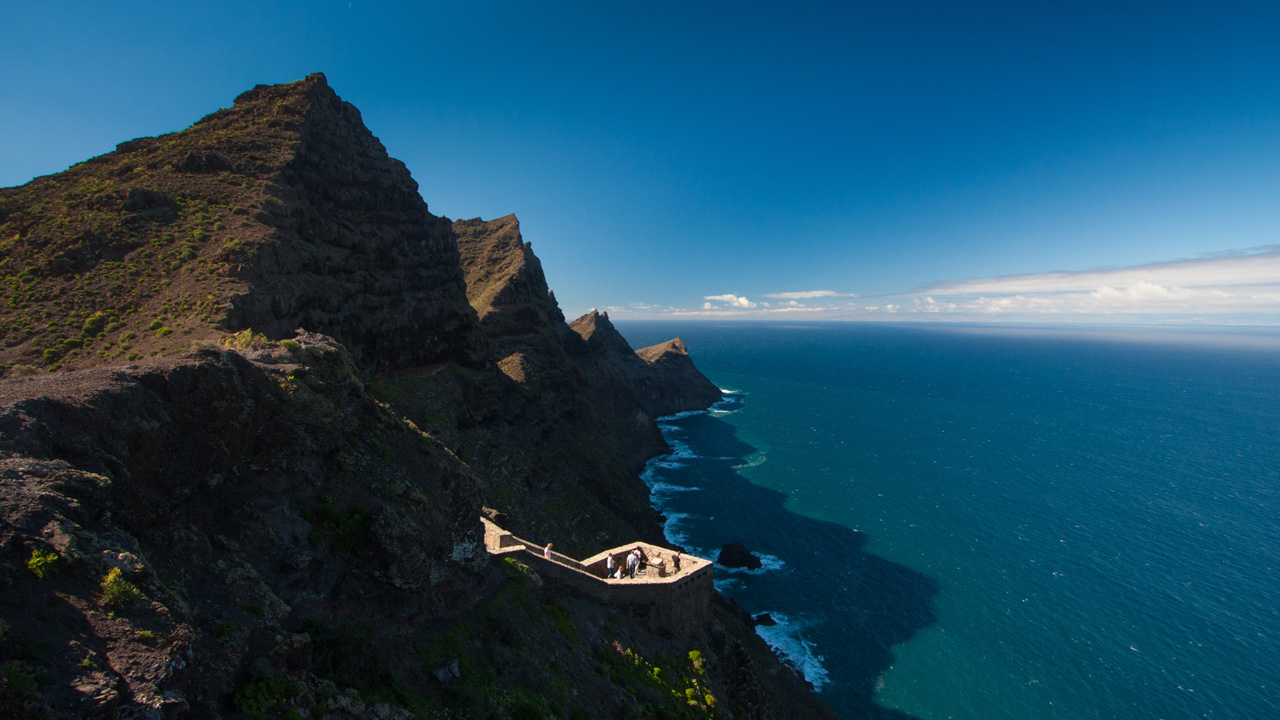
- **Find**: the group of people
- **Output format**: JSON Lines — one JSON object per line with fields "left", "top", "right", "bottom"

{"left": 604, "top": 546, "right": 681, "bottom": 580}
{"left": 540, "top": 540, "right": 684, "bottom": 581}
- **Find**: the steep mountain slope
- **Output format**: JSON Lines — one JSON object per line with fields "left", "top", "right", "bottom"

{"left": 0, "top": 73, "right": 485, "bottom": 374}
{"left": 0, "top": 75, "right": 832, "bottom": 720}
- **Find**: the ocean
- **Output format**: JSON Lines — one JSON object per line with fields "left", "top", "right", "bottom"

{"left": 615, "top": 321, "right": 1280, "bottom": 720}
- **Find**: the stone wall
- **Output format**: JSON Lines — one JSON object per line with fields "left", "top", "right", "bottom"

{"left": 481, "top": 517, "right": 713, "bottom": 635}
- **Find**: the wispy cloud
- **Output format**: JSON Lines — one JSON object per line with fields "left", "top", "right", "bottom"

{"left": 923, "top": 246, "right": 1280, "bottom": 297}
{"left": 760, "top": 290, "right": 857, "bottom": 299}
{"left": 600, "top": 246, "right": 1280, "bottom": 324}
{"left": 897, "top": 245, "right": 1280, "bottom": 320}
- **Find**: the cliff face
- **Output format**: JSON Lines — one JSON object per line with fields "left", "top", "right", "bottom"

{"left": 635, "top": 336, "right": 724, "bottom": 417}
{"left": 0, "top": 76, "right": 829, "bottom": 720}
{"left": 0, "top": 334, "right": 487, "bottom": 718}
{"left": 0, "top": 74, "right": 485, "bottom": 374}
{"left": 570, "top": 310, "right": 722, "bottom": 419}
{"left": 225, "top": 78, "right": 488, "bottom": 372}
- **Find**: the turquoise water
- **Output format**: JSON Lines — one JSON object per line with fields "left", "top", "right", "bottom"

{"left": 617, "top": 322, "right": 1280, "bottom": 720}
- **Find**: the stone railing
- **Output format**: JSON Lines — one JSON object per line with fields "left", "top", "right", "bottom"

{"left": 481, "top": 517, "right": 713, "bottom": 635}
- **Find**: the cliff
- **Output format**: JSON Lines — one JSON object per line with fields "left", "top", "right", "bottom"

{"left": 0, "top": 75, "right": 832, "bottom": 720}
{"left": 0, "top": 73, "right": 485, "bottom": 374}
{"left": 572, "top": 311, "right": 723, "bottom": 419}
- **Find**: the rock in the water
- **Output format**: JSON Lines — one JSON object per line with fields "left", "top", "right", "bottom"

{"left": 718, "top": 542, "right": 763, "bottom": 570}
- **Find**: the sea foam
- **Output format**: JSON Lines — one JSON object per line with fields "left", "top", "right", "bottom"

{"left": 754, "top": 613, "right": 830, "bottom": 690}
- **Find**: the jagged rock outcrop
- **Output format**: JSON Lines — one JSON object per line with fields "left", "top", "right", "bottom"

{"left": 719, "top": 542, "right": 764, "bottom": 570}
{"left": 0, "top": 73, "right": 486, "bottom": 374}
{"left": 636, "top": 337, "right": 724, "bottom": 417}
{"left": 454, "top": 213, "right": 586, "bottom": 387}
{"left": 224, "top": 77, "right": 488, "bottom": 372}
{"left": 0, "top": 334, "right": 486, "bottom": 718}
{"left": 570, "top": 310, "right": 722, "bottom": 419}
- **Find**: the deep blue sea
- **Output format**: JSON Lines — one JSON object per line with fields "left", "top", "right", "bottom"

{"left": 615, "top": 322, "right": 1280, "bottom": 720}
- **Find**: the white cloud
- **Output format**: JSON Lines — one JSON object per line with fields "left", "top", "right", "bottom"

{"left": 703, "top": 294, "right": 757, "bottom": 309}
{"left": 925, "top": 246, "right": 1280, "bottom": 297}
{"left": 601, "top": 246, "right": 1279, "bottom": 324}
{"left": 883, "top": 245, "right": 1280, "bottom": 321}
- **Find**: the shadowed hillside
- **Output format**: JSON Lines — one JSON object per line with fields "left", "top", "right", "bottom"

{"left": 0, "top": 75, "right": 835, "bottom": 719}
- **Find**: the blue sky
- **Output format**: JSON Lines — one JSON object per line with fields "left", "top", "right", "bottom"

{"left": 4, "top": 1, "right": 1278, "bottom": 324}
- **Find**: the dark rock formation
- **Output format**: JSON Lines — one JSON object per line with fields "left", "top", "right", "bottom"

{"left": 569, "top": 309, "right": 722, "bottom": 420}
{"left": 0, "top": 334, "right": 485, "bottom": 718}
{"left": 719, "top": 542, "right": 764, "bottom": 570}
{"left": 635, "top": 336, "right": 724, "bottom": 417}
{"left": 217, "top": 76, "right": 488, "bottom": 372}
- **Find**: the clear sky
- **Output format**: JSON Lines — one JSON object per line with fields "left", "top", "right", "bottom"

{"left": 4, "top": 1, "right": 1278, "bottom": 324}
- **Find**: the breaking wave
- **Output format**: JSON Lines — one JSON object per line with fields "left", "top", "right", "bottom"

{"left": 754, "top": 613, "right": 830, "bottom": 690}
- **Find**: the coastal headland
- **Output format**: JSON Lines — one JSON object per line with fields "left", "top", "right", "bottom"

{"left": 0, "top": 75, "right": 835, "bottom": 718}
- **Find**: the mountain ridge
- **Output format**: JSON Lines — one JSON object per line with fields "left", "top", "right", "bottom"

{"left": 0, "top": 74, "right": 835, "bottom": 720}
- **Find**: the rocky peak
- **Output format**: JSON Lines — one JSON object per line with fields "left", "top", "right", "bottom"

{"left": 636, "top": 337, "right": 690, "bottom": 361}
{"left": 223, "top": 74, "right": 489, "bottom": 372}
{"left": 454, "top": 214, "right": 560, "bottom": 325}
{"left": 568, "top": 309, "right": 639, "bottom": 358}
{"left": 0, "top": 73, "right": 487, "bottom": 374}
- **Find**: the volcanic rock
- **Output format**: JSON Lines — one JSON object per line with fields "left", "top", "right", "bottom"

{"left": 719, "top": 542, "right": 764, "bottom": 570}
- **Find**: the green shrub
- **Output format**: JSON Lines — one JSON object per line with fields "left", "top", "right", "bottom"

{"left": 223, "top": 329, "right": 268, "bottom": 349}
{"left": 215, "top": 620, "right": 237, "bottom": 640}
{"left": 543, "top": 604, "right": 579, "bottom": 645}
{"left": 301, "top": 495, "right": 372, "bottom": 555}
{"left": 1, "top": 660, "right": 39, "bottom": 696}
{"left": 234, "top": 676, "right": 296, "bottom": 719}
{"left": 27, "top": 549, "right": 59, "bottom": 579}
{"left": 279, "top": 339, "right": 301, "bottom": 353}
{"left": 100, "top": 567, "right": 140, "bottom": 608}
{"left": 81, "top": 312, "right": 114, "bottom": 337}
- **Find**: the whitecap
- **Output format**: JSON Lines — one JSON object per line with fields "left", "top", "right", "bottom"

{"left": 658, "top": 409, "right": 708, "bottom": 420}
{"left": 754, "top": 614, "right": 830, "bottom": 690}
{"left": 714, "top": 577, "right": 745, "bottom": 593}
{"left": 660, "top": 512, "right": 701, "bottom": 548}
{"left": 648, "top": 480, "right": 701, "bottom": 498}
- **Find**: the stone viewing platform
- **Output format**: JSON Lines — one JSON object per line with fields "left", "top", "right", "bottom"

{"left": 481, "top": 517, "right": 713, "bottom": 635}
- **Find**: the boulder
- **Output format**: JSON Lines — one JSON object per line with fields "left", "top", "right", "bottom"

{"left": 718, "top": 542, "right": 763, "bottom": 570}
